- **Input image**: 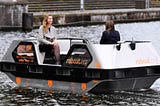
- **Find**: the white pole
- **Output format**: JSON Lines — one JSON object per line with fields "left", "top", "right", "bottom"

{"left": 146, "top": 0, "right": 149, "bottom": 8}
{"left": 80, "top": 0, "right": 84, "bottom": 10}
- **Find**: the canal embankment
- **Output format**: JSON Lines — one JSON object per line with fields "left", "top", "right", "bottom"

{"left": 33, "top": 8, "right": 160, "bottom": 28}
{"left": 0, "top": 0, "right": 160, "bottom": 31}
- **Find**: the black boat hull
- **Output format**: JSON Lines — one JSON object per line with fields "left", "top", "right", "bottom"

{"left": 89, "top": 76, "right": 160, "bottom": 94}
{"left": 1, "top": 61, "right": 160, "bottom": 94}
{"left": 4, "top": 71, "right": 160, "bottom": 94}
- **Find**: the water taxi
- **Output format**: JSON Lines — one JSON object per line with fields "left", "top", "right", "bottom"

{"left": 1, "top": 37, "right": 160, "bottom": 94}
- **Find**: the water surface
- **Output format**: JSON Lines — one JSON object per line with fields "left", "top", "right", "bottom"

{"left": 0, "top": 21, "right": 160, "bottom": 105}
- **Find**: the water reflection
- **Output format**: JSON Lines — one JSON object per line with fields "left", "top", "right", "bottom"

{"left": 0, "top": 87, "right": 160, "bottom": 105}
{"left": 1, "top": 21, "right": 160, "bottom": 105}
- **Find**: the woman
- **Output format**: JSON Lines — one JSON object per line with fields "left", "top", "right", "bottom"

{"left": 38, "top": 14, "right": 60, "bottom": 64}
{"left": 100, "top": 20, "right": 120, "bottom": 44}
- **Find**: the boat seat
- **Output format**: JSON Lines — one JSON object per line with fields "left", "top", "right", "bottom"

{"left": 57, "top": 39, "right": 71, "bottom": 55}
{"left": 39, "top": 44, "right": 56, "bottom": 64}
{"left": 39, "top": 44, "right": 53, "bottom": 53}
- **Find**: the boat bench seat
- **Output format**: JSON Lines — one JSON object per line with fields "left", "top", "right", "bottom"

{"left": 39, "top": 44, "right": 56, "bottom": 64}
{"left": 39, "top": 44, "right": 53, "bottom": 53}
{"left": 57, "top": 39, "right": 71, "bottom": 55}
{"left": 57, "top": 39, "right": 84, "bottom": 55}
{"left": 38, "top": 39, "right": 84, "bottom": 64}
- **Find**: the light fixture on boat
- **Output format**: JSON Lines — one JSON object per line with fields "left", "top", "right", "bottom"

{"left": 130, "top": 41, "right": 136, "bottom": 50}
{"left": 130, "top": 38, "right": 136, "bottom": 50}
{"left": 116, "top": 41, "right": 121, "bottom": 51}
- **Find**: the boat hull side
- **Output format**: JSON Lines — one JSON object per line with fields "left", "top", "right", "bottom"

{"left": 1, "top": 62, "right": 160, "bottom": 94}
{"left": 4, "top": 72, "right": 160, "bottom": 94}
{"left": 5, "top": 72, "right": 98, "bottom": 94}
{"left": 89, "top": 76, "right": 160, "bottom": 94}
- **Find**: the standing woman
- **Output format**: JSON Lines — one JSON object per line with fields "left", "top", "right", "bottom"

{"left": 39, "top": 14, "right": 60, "bottom": 64}
{"left": 100, "top": 20, "right": 120, "bottom": 44}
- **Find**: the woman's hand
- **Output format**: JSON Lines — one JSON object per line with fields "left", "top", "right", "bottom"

{"left": 49, "top": 40, "right": 58, "bottom": 45}
{"left": 50, "top": 41, "right": 55, "bottom": 45}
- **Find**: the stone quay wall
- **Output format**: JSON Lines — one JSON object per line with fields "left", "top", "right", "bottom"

{"left": 0, "top": 0, "right": 160, "bottom": 31}
{"left": 33, "top": 8, "right": 160, "bottom": 27}
{"left": 0, "top": 0, "right": 28, "bottom": 30}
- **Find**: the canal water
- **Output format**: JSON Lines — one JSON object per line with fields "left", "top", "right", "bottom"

{"left": 0, "top": 21, "right": 160, "bottom": 105}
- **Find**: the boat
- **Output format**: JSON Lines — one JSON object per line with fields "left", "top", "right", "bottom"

{"left": 0, "top": 37, "right": 160, "bottom": 94}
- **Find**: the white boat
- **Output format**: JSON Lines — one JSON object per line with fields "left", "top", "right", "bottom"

{"left": 1, "top": 37, "right": 160, "bottom": 94}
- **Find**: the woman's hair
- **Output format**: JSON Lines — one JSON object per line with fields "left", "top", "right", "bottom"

{"left": 105, "top": 20, "right": 114, "bottom": 31}
{"left": 42, "top": 14, "right": 52, "bottom": 33}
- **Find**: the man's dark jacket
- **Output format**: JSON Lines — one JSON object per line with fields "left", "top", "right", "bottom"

{"left": 100, "top": 28, "right": 120, "bottom": 44}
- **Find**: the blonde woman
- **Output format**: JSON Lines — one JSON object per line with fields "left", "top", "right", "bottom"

{"left": 39, "top": 14, "right": 60, "bottom": 64}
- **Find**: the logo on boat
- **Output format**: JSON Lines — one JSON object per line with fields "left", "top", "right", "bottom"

{"left": 136, "top": 58, "right": 159, "bottom": 64}
{"left": 66, "top": 58, "right": 89, "bottom": 66}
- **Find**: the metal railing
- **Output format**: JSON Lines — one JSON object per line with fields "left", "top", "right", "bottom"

{"left": 80, "top": 0, "right": 150, "bottom": 10}
{"left": 146, "top": 0, "right": 150, "bottom": 8}
{"left": 80, "top": 0, "right": 84, "bottom": 10}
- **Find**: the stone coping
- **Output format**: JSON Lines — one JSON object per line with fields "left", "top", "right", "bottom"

{"left": 33, "top": 8, "right": 160, "bottom": 16}
{"left": 0, "top": 0, "right": 28, "bottom": 5}
{"left": 1, "top": 8, "right": 160, "bottom": 31}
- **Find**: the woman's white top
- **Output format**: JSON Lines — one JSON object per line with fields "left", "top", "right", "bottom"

{"left": 38, "top": 25, "right": 57, "bottom": 44}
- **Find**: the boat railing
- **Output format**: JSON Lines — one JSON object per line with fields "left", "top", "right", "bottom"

{"left": 116, "top": 40, "right": 151, "bottom": 51}
{"left": 117, "top": 40, "right": 150, "bottom": 44}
